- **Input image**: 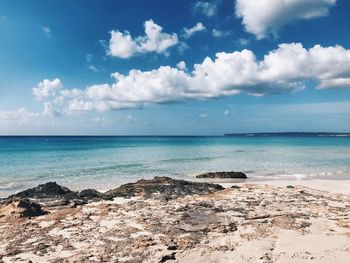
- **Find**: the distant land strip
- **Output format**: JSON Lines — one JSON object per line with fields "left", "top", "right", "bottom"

{"left": 224, "top": 132, "right": 350, "bottom": 137}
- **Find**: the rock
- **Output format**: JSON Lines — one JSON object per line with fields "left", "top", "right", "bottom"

{"left": 286, "top": 185, "right": 295, "bottom": 189}
{"left": 0, "top": 198, "right": 48, "bottom": 218}
{"left": 105, "top": 176, "right": 224, "bottom": 200}
{"left": 9, "top": 182, "right": 76, "bottom": 200}
{"left": 196, "top": 171, "right": 247, "bottom": 179}
{"left": 160, "top": 252, "right": 176, "bottom": 262}
{"left": 7, "top": 182, "right": 110, "bottom": 207}
{"left": 167, "top": 244, "right": 178, "bottom": 250}
{"left": 77, "top": 189, "right": 107, "bottom": 199}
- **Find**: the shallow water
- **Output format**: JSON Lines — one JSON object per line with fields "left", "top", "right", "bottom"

{"left": 0, "top": 136, "right": 349, "bottom": 197}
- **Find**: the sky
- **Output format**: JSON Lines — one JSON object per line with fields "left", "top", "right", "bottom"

{"left": 0, "top": 0, "right": 350, "bottom": 135}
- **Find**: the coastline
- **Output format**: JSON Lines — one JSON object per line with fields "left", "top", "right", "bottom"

{"left": 1, "top": 175, "right": 350, "bottom": 262}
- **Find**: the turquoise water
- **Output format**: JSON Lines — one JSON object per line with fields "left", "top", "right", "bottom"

{"left": 0, "top": 136, "right": 350, "bottom": 197}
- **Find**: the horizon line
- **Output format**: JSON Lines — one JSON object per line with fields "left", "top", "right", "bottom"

{"left": 1, "top": 132, "right": 350, "bottom": 137}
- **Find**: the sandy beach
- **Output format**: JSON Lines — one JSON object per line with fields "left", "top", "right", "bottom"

{"left": 2, "top": 0, "right": 350, "bottom": 262}
{"left": 0, "top": 176, "right": 349, "bottom": 263}
{"left": 219, "top": 179, "right": 350, "bottom": 195}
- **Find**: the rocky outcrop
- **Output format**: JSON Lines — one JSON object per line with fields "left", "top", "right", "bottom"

{"left": 5, "top": 177, "right": 224, "bottom": 208}
{"left": 7, "top": 182, "right": 109, "bottom": 207}
{"left": 9, "top": 182, "right": 76, "bottom": 200}
{"left": 0, "top": 198, "right": 48, "bottom": 219}
{"left": 105, "top": 176, "right": 224, "bottom": 200}
{"left": 77, "top": 189, "right": 106, "bottom": 200}
{"left": 196, "top": 171, "right": 247, "bottom": 179}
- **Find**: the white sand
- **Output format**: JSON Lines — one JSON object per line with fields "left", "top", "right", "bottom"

{"left": 220, "top": 179, "right": 350, "bottom": 195}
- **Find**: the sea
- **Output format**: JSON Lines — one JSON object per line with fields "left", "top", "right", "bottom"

{"left": 0, "top": 134, "right": 350, "bottom": 197}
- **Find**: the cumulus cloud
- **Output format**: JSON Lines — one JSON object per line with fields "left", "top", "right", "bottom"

{"left": 235, "top": 0, "right": 337, "bottom": 39}
{"left": 177, "top": 61, "right": 187, "bottom": 70}
{"left": 183, "top": 22, "right": 206, "bottom": 39}
{"left": 194, "top": 1, "right": 220, "bottom": 17}
{"left": 31, "top": 43, "right": 350, "bottom": 113}
{"left": 32, "top": 78, "right": 63, "bottom": 101}
{"left": 108, "top": 20, "right": 179, "bottom": 58}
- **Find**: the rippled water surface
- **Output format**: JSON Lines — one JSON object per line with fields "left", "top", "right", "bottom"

{"left": 1, "top": 136, "right": 349, "bottom": 197}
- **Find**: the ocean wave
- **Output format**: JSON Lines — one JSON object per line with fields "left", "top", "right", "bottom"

{"left": 0, "top": 181, "right": 25, "bottom": 191}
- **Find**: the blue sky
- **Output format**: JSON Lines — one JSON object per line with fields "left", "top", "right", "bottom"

{"left": 0, "top": 0, "right": 350, "bottom": 135}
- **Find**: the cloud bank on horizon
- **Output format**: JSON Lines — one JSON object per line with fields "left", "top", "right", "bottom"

{"left": 0, "top": 0, "right": 349, "bottom": 134}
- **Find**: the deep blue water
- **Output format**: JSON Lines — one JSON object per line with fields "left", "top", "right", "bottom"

{"left": 0, "top": 136, "right": 349, "bottom": 197}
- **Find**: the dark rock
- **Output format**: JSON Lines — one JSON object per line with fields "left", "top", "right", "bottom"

{"left": 6, "top": 176, "right": 224, "bottom": 206}
{"left": 105, "top": 176, "right": 224, "bottom": 200}
{"left": 9, "top": 182, "right": 76, "bottom": 200}
{"left": 160, "top": 252, "right": 176, "bottom": 262}
{"left": 2, "top": 198, "right": 48, "bottom": 218}
{"left": 17, "top": 199, "right": 48, "bottom": 218}
{"left": 196, "top": 171, "right": 247, "bottom": 179}
{"left": 286, "top": 185, "right": 295, "bottom": 189}
{"left": 167, "top": 245, "right": 178, "bottom": 250}
{"left": 7, "top": 182, "right": 111, "bottom": 207}
{"left": 77, "top": 189, "right": 105, "bottom": 199}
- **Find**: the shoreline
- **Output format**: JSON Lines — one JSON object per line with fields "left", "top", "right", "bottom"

{"left": 2, "top": 173, "right": 350, "bottom": 199}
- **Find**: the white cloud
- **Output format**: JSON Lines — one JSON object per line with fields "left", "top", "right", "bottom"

{"left": 108, "top": 20, "right": 178, "bottom": 58}
{"left": 177, "top": 61, "right": 187, "bottom": 70}
{"left": 235, "top": 0, "right": 337, "bottom": 39}
{"left": 317, "top": 78, "right": 350, "bottom": 89}
{"left": 200, "top": 113, "right": 209, "bottom": 118}
{"left": 0, "top": 108, "right": 39, "bottom": 120}
{"left": 43, "top": 102, "right": 61, "bottom": 116}
{"left": 183, "top": 22, "right": 206, "bottom": 39}
{"left": 212, "top": 29, "right": 231, "bottom": 38}
{"left": 32, "top": 78, "right": 63, "bottom": 101}
{"left": 42, "top": 26, "right": 51, "bottom": 38}
{"left": 108, "top": 30, "right": 138, "bottom": 58}
{"left": 32, "top": 43, "right": 350, "bottom": 113}
{"left": 194, "top": 1, "right": 220, "bottom": 17}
